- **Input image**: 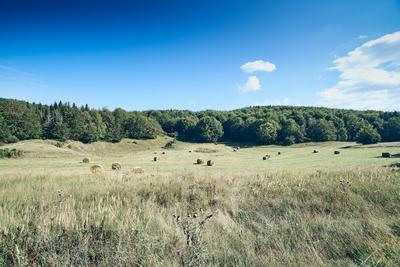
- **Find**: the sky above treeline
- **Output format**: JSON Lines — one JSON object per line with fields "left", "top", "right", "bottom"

{"left": 0, "top": 0, "right": 399, "bottom": 111}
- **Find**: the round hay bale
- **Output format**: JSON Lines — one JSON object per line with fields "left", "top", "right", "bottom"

{"left": 82, "top": 157, "right": 90, "bottom": 163}
{"left": 263, "top": 155, "right": 271, "bottom": 160}
{"left": 313, "top": 150, "right": 319, "bottom": 154}
{"left": 382, "top": 152, "right": 391, "bottom": 158}
{"left": 389, "top": 162, "right": 400, "bottom": 168}
{"left": 334, "top": 151, "right": 340, "bottom": 155}
{"left": 196, "top": 158, "right": 204, "bottom": 164}
{"left": 207, "top": 160, "right": 214, "bottom": 166}
{"left": 111, "top": 162, "right": 122, "bottom": 170}
{"left": 90, "top": 164, "right": 104, "bottom": 173}
{"left": 161, "top": 151, "right": 166, "bottom": 155}
{"left": 153, "top": 156, "right": 158, "bottom": 162}
{"left": 233, "top": 149, "right": 237, "bottom": 152}
{"left": 132, "top": 167, "right": 144, "bottom": 174}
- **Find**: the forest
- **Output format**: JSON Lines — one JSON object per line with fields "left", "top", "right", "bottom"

{"left": 0, "top": 97, "right": 399, "bottom": 145}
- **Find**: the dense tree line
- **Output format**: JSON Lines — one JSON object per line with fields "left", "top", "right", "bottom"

{"left": 0, "top": 98, "right": 400, "bottom": 145}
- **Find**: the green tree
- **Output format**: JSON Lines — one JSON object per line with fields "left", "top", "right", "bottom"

{"left": 175, "top": 117, "right": 197, "bottom": 141}
{"left": 382, "top": 117, "right": 400, "bottom": 142}
{"left": 223, "top": 116, "right": 244, "bottom": 141}
{"left": 0, "top": 114, "right": 16, "bottom": 143}
{"left": 307, "top": 119, "right": 336, "bottom": 141}
{"left": 124, "top": 114, "right": 161, "bottom": 139}
{"left": 255, "top": 121, "right": 279, "bottom": 144}
{"left": 355, "top": 123, "right": 381, "bottom": 144}
{"left": 194, "top": 116, "right": 223, "bottom": 143}
{"left": 279, "top": 118, "right": 304, "bottom": 144}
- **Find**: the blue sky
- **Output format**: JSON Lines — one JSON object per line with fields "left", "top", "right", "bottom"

{"left": 0, "top": 0, "right": 399, "bottom": 111}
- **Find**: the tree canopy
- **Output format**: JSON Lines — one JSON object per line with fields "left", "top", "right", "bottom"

{"left": 1, "top": 98, "right": 399, "bottom": 146}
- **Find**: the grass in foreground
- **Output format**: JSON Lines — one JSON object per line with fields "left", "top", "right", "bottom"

{"left": 1, "top": 166, "right": 400, "bottom": 266}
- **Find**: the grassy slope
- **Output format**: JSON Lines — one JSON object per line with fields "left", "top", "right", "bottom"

{"left": 0, "top": 139, "right": 400, "bottom": 266}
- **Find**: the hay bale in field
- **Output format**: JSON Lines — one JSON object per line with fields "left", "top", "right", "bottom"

{"left": 263, "top": 155, "right": 271, "bottom": 160}
{"left": 382, "top": 152, "right": 391, "bottom": 158}
{"left": 111, "top": 162, "right": 122, "bottom": 170}
{"left": 132, "top": 167, "right": 144, "bottom": 174}
{"left": 90, "top": 164, "right": 104, "bottom": 173}
{"left": 313, "top": 150, "right": 319, "bottom": 154}
{"left": 207, "top": 160, "right": 214, "bottom": 166}
{"left": 334, "top": 151, "right": 340, "bottom": 155}
{"left": 196, "top": 158, "right": 204, "bottom": 164}
{"left": 161, "top": 151, "right": 166, "bottom": 155}
{"left": 233, "top": 149, "right": 237, "bottom": 152}
{"left": 153, "top": 156, "right": 158, "bottom": 162}
{"left": 82, "top": 157, "right": 90, "bottom": 163}
{"left": 389, "top": 162, "right": 400, "bottom": 168}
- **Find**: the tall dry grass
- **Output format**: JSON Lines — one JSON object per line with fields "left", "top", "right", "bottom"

{"left": 0, "top": 167, "right": 399, "bottom": 266}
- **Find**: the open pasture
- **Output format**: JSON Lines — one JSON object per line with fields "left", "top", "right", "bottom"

{"left": 1, "top": 139, "right": 400, "bottom": 266}
{"left": 0, "top": 137, "right": 399, "bottom": 177}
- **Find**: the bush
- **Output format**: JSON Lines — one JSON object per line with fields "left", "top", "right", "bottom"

{"left": 163, "top": 139, "right": 176, "bottom": 149}
{"left": 55, "top": 141, "right": 64, "bottom": 148}
{"left": 0, "top": 148, "right": 23, "bottom": 158}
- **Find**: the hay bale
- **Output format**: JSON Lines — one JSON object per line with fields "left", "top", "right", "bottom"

{"left": 82, "top": 157, "right": 90, "bottom": 163}
{"left": 313, "top": 150, "right": 319, "bottom": 154}
{"left": 132, "top": 167, "right": 144, "bottom": 174}
{"left": 207, "top": 160, "right": 214, "bottom": 166}
{"left": 263, "top": 155, "right": 271, "bottom": 160}
{"left": 90, "top": 164, "right": 104, "bottom": 173}
{"left": 112, "top": 162, "right": 122, "bottom": 170}
{"left": 153, "top": 156, "right": 158, "bottom": 162}
{"left": 196, "top": 158, "right": 204, "bottom": 164}
{"left": 334, "top": 151, "right": 340, "bottom": 155}
{"left": 389, "top": 162, "right": 400, "bottom": 168}
{"left": 233, "top": 149, "right": 237, "bottom": 152}
{"left": 161, "top": 151, "right": 166, "bottom": 155}
{"left": 382, "top": 152, "right": 391, "bottom": 158}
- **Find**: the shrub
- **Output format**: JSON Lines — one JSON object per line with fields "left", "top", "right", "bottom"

{"left": 0, "top": 148, "right": 23, "bottom": 158}
{"left": 55, "top": 141, "right": 64, "bottom": 148}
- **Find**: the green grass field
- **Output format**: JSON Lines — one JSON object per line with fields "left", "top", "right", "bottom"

{"left": 1, "top": 138, "right": 400, "bottom": 266}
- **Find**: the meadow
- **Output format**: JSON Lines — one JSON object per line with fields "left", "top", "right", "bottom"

{"left": 1, "top": 137, "right": 400, "bottom": 266}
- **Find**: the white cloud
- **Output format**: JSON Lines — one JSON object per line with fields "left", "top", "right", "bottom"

{"left": 238, "top": 76, "right": 261, "bottom": 93}
{"left": 240, "top": 60, "right": 276, "bottom": 73}
{"left": 319, "top": 31, "right": 400, "bottom": 110}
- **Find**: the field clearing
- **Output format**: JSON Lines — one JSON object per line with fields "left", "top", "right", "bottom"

{"left": 1, "top": 137, "right": 400, "bottom": 177}
{"left": 1, "top": 139, "right": 400, "bottom": 266}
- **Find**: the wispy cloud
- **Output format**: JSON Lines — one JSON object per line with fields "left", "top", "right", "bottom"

{"left": 318, "top": 31, "right": 400, "bottom": 110}
{"left": 240, "top": 60, "right": 276, "bottom": 73}
{"left": 238, "top": 76, "right": 261, "bottom": 93}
